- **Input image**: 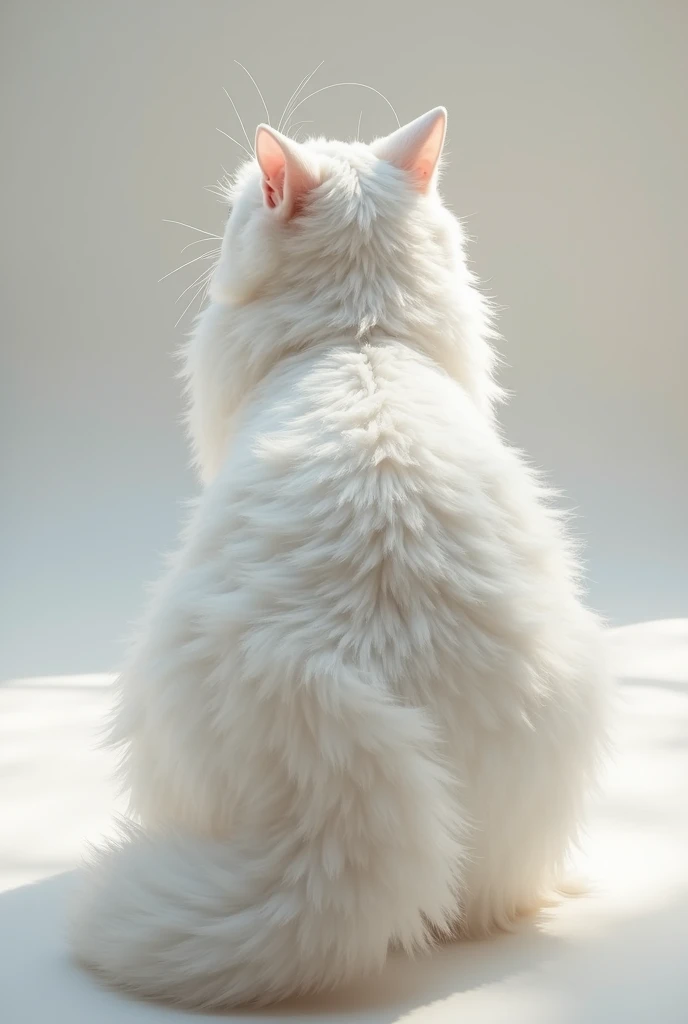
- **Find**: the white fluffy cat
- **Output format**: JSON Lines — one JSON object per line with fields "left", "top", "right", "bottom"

{"left": 71, "top": 106, "right": 609, "bottom": 1008}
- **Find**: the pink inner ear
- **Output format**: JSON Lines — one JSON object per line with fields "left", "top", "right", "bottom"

{"left": 256, "top": 128, "right": 288, "bottom": 205}
{"left": 262, "top": 173, "right": 284, "bottom": 208}
{"left": 255, "top": 124, "right": 319, "bottom": 218}
{"left": 373, "top": 107, "right": 447, "bottom": 193}
{"left": 413, "top": 117, "right": 446, "bottom": 187}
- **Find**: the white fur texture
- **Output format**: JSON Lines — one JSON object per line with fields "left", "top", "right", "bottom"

{"left": 71, "top": 115, "right": 609, "bottom": 1009}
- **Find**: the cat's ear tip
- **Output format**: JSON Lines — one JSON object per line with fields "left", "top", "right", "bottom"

{"left": 255, "top": 124, "right": 302, "bottom": 157}
{"left": 255, "top": 124, "right": 274, "bottom": 146}
{"left": 426, "top": 106, "right": 448, "bottom": 125}
{"left": 406, "top": 106, "right": 447, "bottom": 135}
{"left": 255, "top": 125, "right": 290, "bottom": 167}
{"left": 255, "top": 124, "right": 289, "bottom": 149}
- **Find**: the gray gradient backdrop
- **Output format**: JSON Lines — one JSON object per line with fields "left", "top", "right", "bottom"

{"left": 2, "top": 1, "right": 686, "bottom": 679}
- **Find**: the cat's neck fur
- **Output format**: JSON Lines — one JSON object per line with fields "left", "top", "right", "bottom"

{"left": 184, "top": 282, "right": 498, "bottom": 486}
{"left": 183, "top": 163, "right": 501, "bottom": 484}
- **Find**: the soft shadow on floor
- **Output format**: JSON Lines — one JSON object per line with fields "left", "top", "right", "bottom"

{"left": 390, "top": 890, "right": 688, "bottom": 1024}
{"left": 258, "top": 921, "right": 568, "bottom": 1020}
{"left": 0, "top": 870, "right": 568, "bottom": 1024}
{"left": 3, "top": 871, "right": 687, "bottom": 1024}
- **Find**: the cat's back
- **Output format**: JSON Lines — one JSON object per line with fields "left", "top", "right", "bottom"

{"left": 193, "top": 337, "right": 568, "bottom": 695}
{"left": 235, "top": 336, "right": 495, "bottom": 546}
{"left": 245, "top": 338, "right": 491, "bottom": 488}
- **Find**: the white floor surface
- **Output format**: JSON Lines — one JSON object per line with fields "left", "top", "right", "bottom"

{"left": 1, "top": 620, "right": 687, "bottom": 1023}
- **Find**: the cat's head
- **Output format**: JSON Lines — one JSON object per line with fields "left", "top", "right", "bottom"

{"left": 211, "top": 107, "right": 468, "bottom": 332}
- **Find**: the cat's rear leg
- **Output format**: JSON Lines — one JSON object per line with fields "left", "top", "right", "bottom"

{"left": 459, "top": 704, "right": 605, "bottom": 936}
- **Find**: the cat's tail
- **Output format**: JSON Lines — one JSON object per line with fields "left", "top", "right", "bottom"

{"left": 70, "top": 673, "right": 463, "bottom": 1009}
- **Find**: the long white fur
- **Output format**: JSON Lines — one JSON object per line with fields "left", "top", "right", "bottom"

{"left": 71, "top": 108, "right": 609, "bottom": 1008}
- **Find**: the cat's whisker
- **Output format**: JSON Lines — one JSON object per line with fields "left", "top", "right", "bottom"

{"left": 285, "top": 82, "right": 401, "bottom": 133}
{"left": 356, "top": 110, "right": 363, "bottom": 142}
{"left": 162, "top": 219, "right": 220, "bottom": 238}
{"left": 234, "top": 60, "right": 270, "bottom": 126}
{"left": 174, "top": 273, "right": 212, "bottom": 329}
{"left": 281, "top": 65, "right": 325, "bottom": 135}
{"left": 206, "top": 188, "right": 230, "bottom": 205}
{"left": 215, "top": 128, "right": 252, "bottom": 159}
{"left": 278, "top": 72, "right": 310, "bottom": 133}
{"left": 180, "top": 236, "right": 222, "bottom": 254}
{"left": 175, "top": 265, "right": 216, "bottom": 305}
{"left": 159, "top": 250, "right": 221, "bottom": 284}
{"left": 278, "top": 61, "right": 324, "bottom": 133}
{"left": 222, "top": 87, "right": 254, "bottom": 154}
{"left": 286, "top": 119, "right": 313, "bottom": 140}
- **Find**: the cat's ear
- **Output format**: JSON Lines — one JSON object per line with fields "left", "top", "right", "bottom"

{"left": 372, "top": 107, "right": 447, "bottom": 193}
{"left": 255, "top": 125, "right": 318, "bottom": 219}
